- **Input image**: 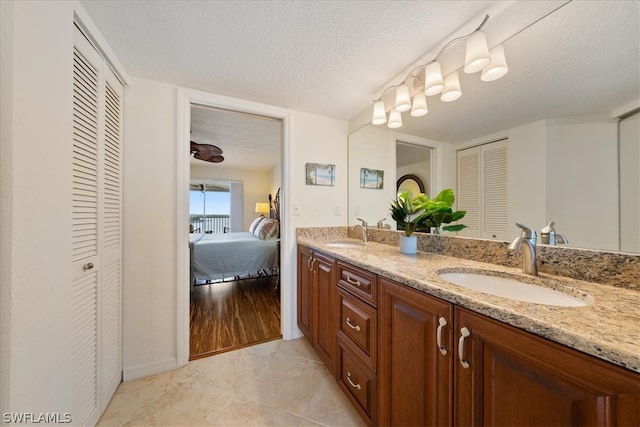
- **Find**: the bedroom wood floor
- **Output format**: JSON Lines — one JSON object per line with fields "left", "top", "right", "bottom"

{"left": 189, "top": 275, "right": 281, "bottom": 360}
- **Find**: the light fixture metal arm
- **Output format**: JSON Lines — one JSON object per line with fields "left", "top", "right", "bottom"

{"left": 434, "top": 14, "right": 489, "bottom": 61}
{"left": 373, "top": 14, "right": 489, "bottom": 101}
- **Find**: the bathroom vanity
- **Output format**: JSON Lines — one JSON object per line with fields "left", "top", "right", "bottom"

{"left": 296, "top": 230, "right": 640, "bottom": 426}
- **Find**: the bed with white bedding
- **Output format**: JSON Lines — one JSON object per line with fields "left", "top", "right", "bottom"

{"left": 190, "top": 231, "right": 279, "bottom": 282}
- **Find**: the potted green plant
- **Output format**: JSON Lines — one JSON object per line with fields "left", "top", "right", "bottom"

{"left": 416, "top": 188, "right": 467, "bottom": 234}
{"left": 390, "top": 188, "right": 466, "bottom": 254}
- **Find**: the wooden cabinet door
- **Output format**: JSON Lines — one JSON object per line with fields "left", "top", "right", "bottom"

{"left": 315, "top": 251, "right": 336, "bottom": 372}
{"left": 296, "top": 245, "right": 314, "bottom": 342}
{"left": 454, "top": 307, "right": 640, "bottom": 426}
{"left": 378, "top": 277, "right": 454, "bottom": 427}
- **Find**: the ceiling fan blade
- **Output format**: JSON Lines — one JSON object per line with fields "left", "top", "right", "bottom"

{"left": 190, "top": 141, "right": 224, "bottom": 163}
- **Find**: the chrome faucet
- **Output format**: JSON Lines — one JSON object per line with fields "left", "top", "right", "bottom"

{"left": 352, "top": 218, "right": 368, "bottom": 243}
{"left": 540, "top": 221, "right": 569, "bottom": 245}
{"left": 508, "top": 223, "right": 538, "bottom": 275}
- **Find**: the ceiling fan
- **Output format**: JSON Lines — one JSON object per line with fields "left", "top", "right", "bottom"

{"left": 190, "top": 140, "right": 224, "bottom": 163}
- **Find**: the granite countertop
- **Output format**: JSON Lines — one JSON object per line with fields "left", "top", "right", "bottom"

{"left": 297, "top": 235, "right": 640, "bottom": 373}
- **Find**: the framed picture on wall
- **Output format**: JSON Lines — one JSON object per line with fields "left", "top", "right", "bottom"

{"left": 360, "top": 168, "right": 384, "bottom": 189}
{"left": 305, "top": 162, "right": 335, "bottom": 186}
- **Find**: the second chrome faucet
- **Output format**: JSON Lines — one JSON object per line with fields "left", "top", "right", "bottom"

{"left": 508, "top": 223, "right": 538, "bottom": 275}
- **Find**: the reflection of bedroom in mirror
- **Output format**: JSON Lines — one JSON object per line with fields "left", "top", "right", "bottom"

{"left": 188, "top": 104, "right": 283, "bottom": 360}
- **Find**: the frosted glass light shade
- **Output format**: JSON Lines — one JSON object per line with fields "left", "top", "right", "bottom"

{"left": 481, "top": 45, "right": 509, "bottom": 82}
{"left": 394, "top": 84, "right": 411, "bottom": 112}
{"left": 441, "top": 72, "right": 462, "bottom": 102}
{"left": 424, "top": 62, "right": 445, "bottom": 96}
{"left": 372, "top": 100, "right": 387, "bottom": 125}
{"left": 411, "top": 92, "right": 428, "bottom": 117}
{"left": 464, "top": 31, "right": 491, "bottom": 74}
{"left": 388, "top": 110, "right": 403, "bottom": 128}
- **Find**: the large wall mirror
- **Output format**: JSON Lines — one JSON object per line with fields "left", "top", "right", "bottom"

{"left": 347, "top": 1, "right": 639, "bottom": 254}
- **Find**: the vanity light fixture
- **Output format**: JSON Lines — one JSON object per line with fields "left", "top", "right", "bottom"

{"left": 481, "top": 44, "right": 509, "bottom": 81}
{"left": 388, "top": 110, "right": 403, "bottom": 128}
{"left": 373, "top": 15, "right": 509, "bottom": 129}
{"left": 441, "top": 72, "right": 462, "bottom": 102}
{"left": 411, "top": 91, "right": 428, "bottom": 117}
{"left": 394, "top": 83, "right": 412, "bottom": 112}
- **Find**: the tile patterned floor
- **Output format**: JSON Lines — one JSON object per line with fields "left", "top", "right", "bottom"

{"left": 98, "top": 338, "right": 366, "bottom": 426}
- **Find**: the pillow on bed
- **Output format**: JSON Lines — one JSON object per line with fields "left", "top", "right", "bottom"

{"left": 254, "top": 218, "right": 279, "bottom": 240}
{"left": 249, "top": 216, "right": 266, "bottom": 234}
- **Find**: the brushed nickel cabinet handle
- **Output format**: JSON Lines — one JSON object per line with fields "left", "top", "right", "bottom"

{"left": 346, "top": 372, "right": 362, "bottom": 390}
{"left": 83, "top": 262, "right": 94, "bottom": 271}
{"left": 307, "top": 257, "right": 312, "bottom": 270}
{"left": 458, "top": 327, "right": 471, "bottom": 369}
{"left": 346, "top": 317, "right": 361, "bottom": 332}
{"left": 437, "top": 316, "right": 448, "bottom": 356}
{"left": 345, "top": 275, "right": 362, "bottom": 287}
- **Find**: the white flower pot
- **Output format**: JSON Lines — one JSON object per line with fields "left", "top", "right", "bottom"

{"left": 400, "top": 235, "right": 417, "bottom": 254}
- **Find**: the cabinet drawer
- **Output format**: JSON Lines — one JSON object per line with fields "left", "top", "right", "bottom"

{"left": 337, "top": 261, "right": 377, "bottom": 307}
{"left": 337, "top": 286, "right": 377, "bottom": 370}
{"left": 337, "top": 337, "right": 377, "bottom": 425}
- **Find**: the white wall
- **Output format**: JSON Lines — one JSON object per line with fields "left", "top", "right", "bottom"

{"left": 290, "top": 111, "right": 348, "bottom": 228}
{"left": 619, "top": 113, "right": 640, "bottom": 253}
{"left": 456, "top": 120, "right": 547, "bottom": 241}
{"left": 190, "top": 164, "right": 272, "bottom": 230}
{"left": 506, "top": 120, "right": 547, "bottom": 237}
{"left": 546, "top": 115, "right": 619, "bottom": 250}
{"left": 348, "top": 125, "right": 396, "bottom": 226}
{"left": 456, "top": 115, "right": 620, "bottom": 246}
{"left": 1, "top": 0, "right": 75, "bottom": 415}
{"left": 397, "top": 161, "right": 430, "bottom": 194}
{"left": 122, "top": 77, "right": 179, "bottom": 377}
{"left": 123, "top": 80, "right": 347, "bottom": 378}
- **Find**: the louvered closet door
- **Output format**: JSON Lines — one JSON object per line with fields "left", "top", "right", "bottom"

{"left": 72, "top": 27, "right": 102, "bottom": 427}
{"left": 72, "top": 25, "right": 123, "bottom": 426}
{"left": 481, "top": 140, "right": 508, "bottom": 240}
{"left": 457, "top": 140, "right": 508, "bottom": 240}
{"left": 100, "top": 64, "right": 123, "bottom": 407}
{"left": 457, "top": 147, "right": 481, "bottom": 237}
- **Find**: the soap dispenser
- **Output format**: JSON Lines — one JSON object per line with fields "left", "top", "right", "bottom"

{"left": 541, "top": 222, "right": 569, "bottom": 245}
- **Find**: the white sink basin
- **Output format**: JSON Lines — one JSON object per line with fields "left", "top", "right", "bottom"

{"left": 325, "top": 241, "right": 365, "bottom": 249}
{"left": 438, "top": 272, "right": 589, "bottom": 307}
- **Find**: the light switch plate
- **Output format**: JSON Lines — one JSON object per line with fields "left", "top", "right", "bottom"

{"left": 292, "top": 202, "right": 301, "bottom": 216}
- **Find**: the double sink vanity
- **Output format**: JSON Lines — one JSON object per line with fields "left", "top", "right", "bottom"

{"left": 296, "top": 227, "right": 639, "bottom": 426}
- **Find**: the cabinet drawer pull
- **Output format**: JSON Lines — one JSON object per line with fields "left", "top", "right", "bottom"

{"left": 458, "top": 327, "right": 471, "bottom": 369}
{"left": 345, "top": 275, "right": 362, "bottom": 287}
{"left": 437, "top": 316, "right": 448, "bottom": 356}
{"left": 307, "top": 257, "right": 312, "bottom": 271}
{"left": 83, "top": 262, "right": 94, "bottom": 271}
{"left": 346, "top": 317, "right": 361, "bottom": 331}
{"left": 346, "top": 372, "right": 362, "bottom": 390}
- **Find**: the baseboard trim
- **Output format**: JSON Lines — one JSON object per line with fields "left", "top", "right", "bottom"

{"left": 123, "top": 357, "right": 177, "bottom": 382}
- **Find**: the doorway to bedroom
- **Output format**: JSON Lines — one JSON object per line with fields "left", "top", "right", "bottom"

{"left": 188, "top": 104, "right": 283, "bottom": 360}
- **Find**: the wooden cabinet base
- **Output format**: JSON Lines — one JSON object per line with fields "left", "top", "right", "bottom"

{"left": 337, "top": 337, "right": 377, "bottom": 426}
{"left": 454, "top": 307, "right": 640, "bottom": 427}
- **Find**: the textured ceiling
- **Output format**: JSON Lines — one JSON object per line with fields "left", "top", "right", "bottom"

{"left": 81, "top": 0, "right": 639, "bottom": 157}
{"left": 80, "top": 0, "right": 507, "bottom": 120}
{"left": 190, "top": 105, "right": 281, "bottom": 170}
